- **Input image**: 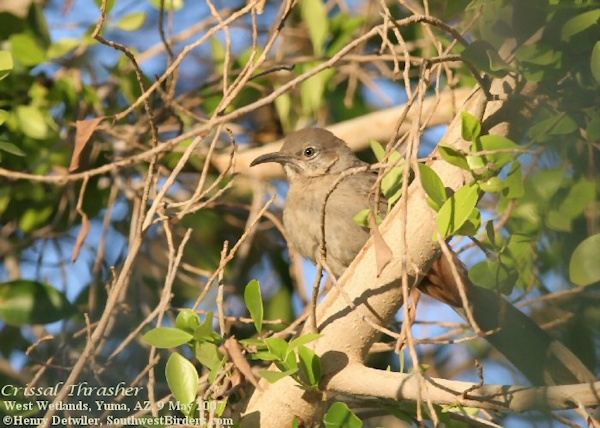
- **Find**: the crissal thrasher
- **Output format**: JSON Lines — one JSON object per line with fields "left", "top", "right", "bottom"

{"left": 251, "top": 127, "right": 596, "bottom": 386}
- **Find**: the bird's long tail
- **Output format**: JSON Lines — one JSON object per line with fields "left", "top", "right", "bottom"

{"left": 418, "top": 253, "right": 597, "bottom": 386}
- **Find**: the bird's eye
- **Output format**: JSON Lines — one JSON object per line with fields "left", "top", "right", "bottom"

{"left": 303, "top": 147, "right": 315, "bottom": 157}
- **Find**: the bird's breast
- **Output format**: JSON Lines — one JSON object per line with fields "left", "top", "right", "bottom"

{"left": 283, "top": 175, "right": 374, "bottom": 277}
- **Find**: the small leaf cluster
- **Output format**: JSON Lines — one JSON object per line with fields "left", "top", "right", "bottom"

{"left": 276, "top": 6, "right": 365, "bottom": 128}
{"left": 0, "top": 3, "right": 134, "bottom": 236}
{"left": 242, "top": 279, "right": 322, "bottom": 390}
{"left": 420, "top": 112, "right": 523, "bottom": 241}
{"left": 242, "top": 334, "right": 322, "bottom": 390}
{"left": 142, "top": 280, "right": 323, "bottom": 411}
{"left": 352, "top": 139, "right": 405, "bottom": 227}
{"left": 467, "top": 222, "right": 527, "bottom": 294}
{"left": 370, "top": 139, "right": 407, "bottom": 210}
{"left": 322, "top": 402, "right": 363, "bottom": 428}
{"left": 420, "top": 112, "right": 530, "bottom": 293}
{"left": 142, "top": 310, "right": 225, "bottom": 416}
{"left": 451, "top": 1, "right": 600, "bottom": 295}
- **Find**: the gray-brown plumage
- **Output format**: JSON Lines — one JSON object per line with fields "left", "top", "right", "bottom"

{"left": 252, "top": 128, "right": 375, "bottom": 277}
{"left": 251, "top": 127, "right": 596, "bottom": 386}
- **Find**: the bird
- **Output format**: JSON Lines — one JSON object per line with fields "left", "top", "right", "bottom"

{"left": 250, "top": 127, "right": 596, "bottom": 386}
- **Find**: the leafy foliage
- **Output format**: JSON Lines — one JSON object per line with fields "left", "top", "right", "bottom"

{"left": 244, "top": 279, "right": 264, "bottom": 334}
{"left": 0, "top": 0, "right": 598, "bottom": 426}
{"left": 245, "top": 333, "right": 323, "bottom": 390}
{"left": 324, "top": 402, "right": 363, "bottom": 428}
{"left": 0, "top": 280, "right": 75, "bottom": 326}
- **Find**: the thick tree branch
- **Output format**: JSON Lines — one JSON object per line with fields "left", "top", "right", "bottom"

{"left": 327, "top": 364, "right": 600, "bottom": 412}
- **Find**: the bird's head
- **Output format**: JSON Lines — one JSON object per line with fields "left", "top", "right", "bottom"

{"left": 250, "top": 128, "right": 362, "bottom": 182}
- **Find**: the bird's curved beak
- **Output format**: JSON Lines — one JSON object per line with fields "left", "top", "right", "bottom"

{"left": 250, "top": 152, "right": 293, "bottom": 167}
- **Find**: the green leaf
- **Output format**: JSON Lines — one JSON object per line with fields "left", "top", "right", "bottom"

{"left": 19, "top": 206, "right": 54, "bottom": 233}
{"left": 461, "top": 112, "right": 481, "bottom": 142}
{"left": 142, "top": 327, "right": 193, "bottom": 348}
{"left": 258, "top": 368, "right": 298, "bottom": 384}
{"left": 531, "top": 168, "right": 564, "bottom": 201}
{"left": 165, "top": 353, "right": 198, "bottom": 405}
{"left": 16, "top": 105, "right": 48, "bottom": 140}
{"left": 194, "top": 341, "right": 223, "bottom": 371}
{"left": 210, "top": 37, "right": 226, "bottom": 65}
{"left": 381, "top": 166, "right": 404, "bottom": 199}
{"left": 47, "top": 38, "right": 79, "bottom": 59}
{"left": 472, "top": 135, "right": 519, "bottom": 171}
{"left": 515, "top": 44, "right": 561, "bottom": 66}
{"left": 215, "top": 399, "right": 227, "bottom": 417}
{"left": 372, "top": 144, "right": 404, "bottom": 206}
{"left": 455, "top": 207, "right": 481, "bottom": 236}
{"left": 94, "top": 0, "right": 117, "bottom": 12}
{"left": 485, "top": 220, "right": 496, "bottom": 247}
{"left": 0, "top": 51, "right": 13, "bottom": 81}
{"left": 249, "top": 351, "right": 279, "bottom": 361}
{"left": 503, "top": 162, "right": 524, "bottom": 198}
{"left": 370, "top": 138, "right": 402, "bottom": 163}
{"left": 479, "top": 176, "right": 504, "bottom": 193}
{"left": 557, "top": 179, "right": 595, "bottom": 219}
{"left": 441, "top": 404, "right": 481, "bottom": 416}
{"left": 435, "top": 184, "right": 479, "bottom": 238}
{"left": 438, "top": 145, "right": 470, "bottom": 170}
{"left": 466, "top": 153, "right": 486, "bottom": 171}
{"left": 529, "top": 115, "right": 578, "bottom": 141}
{"left": 148, "top": 0, "right": 184, "bottom": 11}
{"left": 10, "top": 33, "right": 46, "bottom": 66}
{"left": 297, "top": 345, "right": 321, "bottom": 387}
{"left": 418, "top": 163, "right": 447, "bottom": 211}
{"left": 468, "top": 261, "right": 517, "bottom": 294}
{"left": 208, "top": 356, "right": 225, "bottom": 383}
{"left": 264, "top": 337, "right": 288, "bottom": 361}
{"left": 561, "top": 9, "right": 600, "bottom": 41}
{"left": 244, "top": 279, "right": 263, "bottom": 334}
{"left": 175, "top": 309, "right": 200, "bottom": 333}
{"left": 300, "top": 0, "right": 329, "bottom": 56}
{"left": 352, "top": 209, "right": 382, "bottom": 228}
{"left": 591, "top": 42, "right": 600, "bottom": 85}
{"left": 0, "top": 188, "right": 9, "bottom": 217}
{"left": 386, "top": 186, "right": 403, "bottom": 210}
{"left": 0, "top": 109, "right": 8, "bottom": 126}
{"left": 547, "top": 209, "right": 572, "bottom": 232}
{"left": 284, "top": 348, "right": 298, "bottom": 372}
{"left": 327, "top": 14, "right": 365, "bottom": 55}
{"left": 370, "top": 139, "right": 386, "bottom": 161}
{"left": 0, "top": 280, "right": 75, "bottom": 326}
{"left": 546, "top": 179, "right": 595, "bottom": 231}
{"left": 114, "top": 12, "right": 147, "bottom": 31}
{"left": 570, "top": 234, "right": 600, "bottom": 286}
{"left": 461, "top": 40, "right": 510, "bottom": 77}
{"left": 323, "top": 402, "right": 363, "bottom": 428}
{"left": 288, "top": 333, "right": 322, "bottom": 350}
{"left": 274, "top": 90, "right": 291, "bottom": 131}
{"left": 193, "top": 312, "right": 220, "bottom": 342}
{"left": 300, "top": 63, "right": 335, "bottom": 115}
{"left": 506, "top": 234, "right": 533, "bottom": 265}
{"left": 352, "top": 208, "right": 371, "bottom": 227}
{"left": 264, "top": 285, "right": 293, "bottom": 331}
{"left": 239, "top": 338, "right": 265, "bottom": 347}
{"left": 0, "top": 141, "right": 25, "bottom": 156}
